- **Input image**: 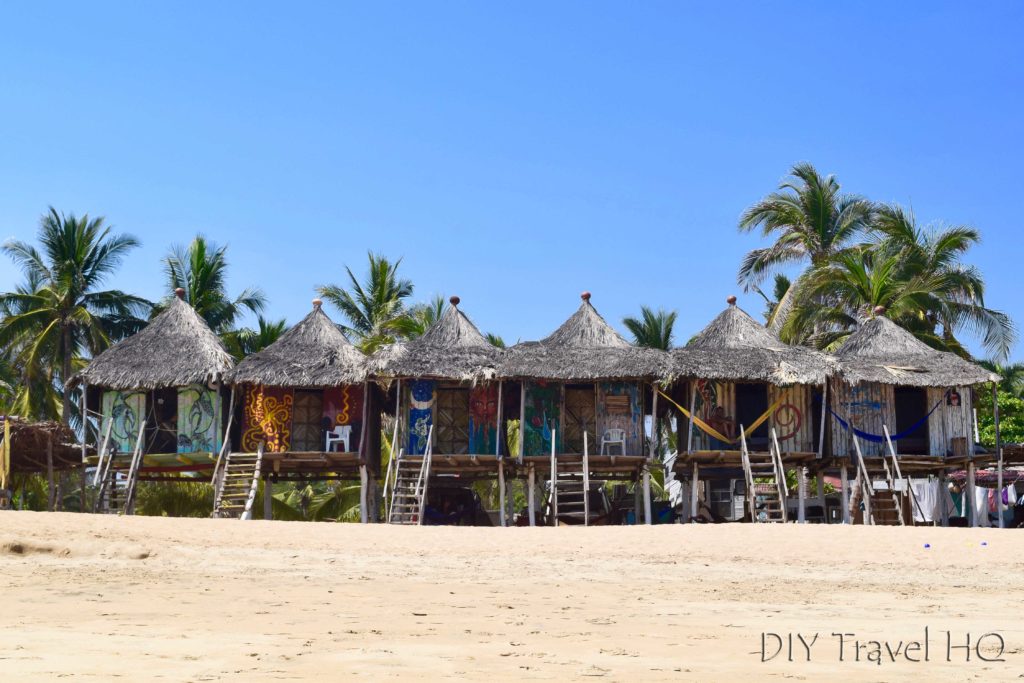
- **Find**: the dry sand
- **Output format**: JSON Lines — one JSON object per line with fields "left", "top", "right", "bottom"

{"left": 1, "top": 513, "right": 1022, "bottom": 681}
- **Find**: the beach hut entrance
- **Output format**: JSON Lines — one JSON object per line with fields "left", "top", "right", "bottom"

{"left": 894, "top": 387, "right": 929, "bottom": 455}
{"left": 564, "top": 385, "right": 597, "bottom": 455}
{"left": 735, "top": 383, "right": 769, "bottom": 447}
{"left": 435, "top": 387, "right": 470, "bottom": 454}
{"left": 292, "top": 390, "right": 324, "bottom": 451}
{"left": 152, "top": 387, "right": 178, "bottom": 454}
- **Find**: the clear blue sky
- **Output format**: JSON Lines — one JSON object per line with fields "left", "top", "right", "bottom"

{"left": 2, "top": 2, "right": 1022, "bottom": 360}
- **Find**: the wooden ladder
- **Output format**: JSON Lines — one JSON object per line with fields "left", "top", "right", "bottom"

{"left": 94, "top": 417, "right": 145, "bottom": 515}
{"left": 740, "top": 425, "right": 788, "bottom": 522}
{"left": 213, "top": 443, "right": 263, "bottom": 519}
{"left": 852, "top": 433, "right": 903, "bottom": 525}
{"left": 388, "top": 426, "right": 432, "bottom": 525}
{"left": 546, "top": 429, "right": 598, "bottom": 525}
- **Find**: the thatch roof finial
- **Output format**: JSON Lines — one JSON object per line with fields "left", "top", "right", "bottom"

{"left": 312, "top": 298, "right": 322, "bottom": 309}
{"left": 450, "top": 295, "right": 460, "bottom": 307}
{"left": 873, "top": 305, "right": 886, "bottom": 316}
{"left": 581, "top": 291, "right": 591, "bottom": 302}
{"left": 726, "top": 295, "right": 737, "bottom": 306}
{"left": 174, "top": 287, "right": 186, "bottom": 300}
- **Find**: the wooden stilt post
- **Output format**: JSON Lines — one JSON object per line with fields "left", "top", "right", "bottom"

{"left": 644, "top": 383, "right": 657, "bottom": 526}
{"left": 690, "top": 461, "right": 699, "bottom": 521}
{"left": 993, "top": 383, "right": 1003, "bottom": 529}
{"left": 643, "top": 466, "right": 652, "bottom": 525}
{"left": 966, "top": 459, "right": 977, "bottom": 527}
{"left": 686, "top": 383, "right": 696, "bottom": 454}
{"left": 840, "top": 464, "right": 850, "bottom": 524}
{"left": 797, "top": 467, "right": 807, "bottom": 523}
{"left": 527, "top": 463, "right": 536, "bottom": 526}
{"left": 633, "top": 473, "right": 642, "bottom": 524}
{"left": 80, "top": 381, "right": 88, "bottom": 512}
{"left": 495, "top": 381, "right": 503, "bottom": 458}
{"left": 46, "top": 433, "right": 55, "bottom": 512}
{"left": 518, "top": 383, "right": 526, "bottom": 462}
{"left": 359, "top": 464, "right": 368, "bottom": 524}
{"left": 263, "top": 478, "right": 272, "bottom": 520}
{"left": 498, "top": 459, "right": 507, "bottom": 527}
{"left": 938, "top": 471, "right": 949, "bottom": 527}
{"left": 818, "top": 381, "right": 828, "bottom": 458}
{"left": 815, "top": 471, "right": 825, "bottom": 514}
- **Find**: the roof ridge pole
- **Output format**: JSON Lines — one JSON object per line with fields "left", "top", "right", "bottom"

{"left": 994, "top": 382, "right": 1003, "bottom": 529}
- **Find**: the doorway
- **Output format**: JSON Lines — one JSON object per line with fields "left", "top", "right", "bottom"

{"left": 292, "top": 390, "right": 324, "bottom": 452}
{"left": 735, "top": 383, "right": 769, "bottom": 447}
{"left": 894, "top": 387, "right": 929, "bottom": 455}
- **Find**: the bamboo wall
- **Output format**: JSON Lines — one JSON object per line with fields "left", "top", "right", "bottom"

{"left": 926, "top": 385, "right": 974, "bottom": 456}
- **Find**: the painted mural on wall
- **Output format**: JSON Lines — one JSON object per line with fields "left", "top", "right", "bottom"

{"left": 597, "top": 382, "right": 641, "bottom": 454}
{"left": 177, "top": 385, "right": 221, "bottom": 453}
{"left": 769, "top": 387, "right": 803, "bottom": 445}
{"left": 241, "top": 385, "right": 293, "bottom": 452}
{"left": 102, "top": 391, "right": 145, "bottom": 455}
{"left": 468, "top": 384, "right": 498, "bottom": 455}
{"left": 524, "top": 381, "right": 562, "bottom": 456}
{"left": 408, "top": 380, "right": 435, "bottom": 455}
{"left": 323, "top": 385, "right": 364, "bottom": 452}
{"left": 692, "top": 380, "right": 735, "bottom": 449}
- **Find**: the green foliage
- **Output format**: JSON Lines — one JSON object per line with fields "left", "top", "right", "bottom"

{"left": 135, "top": 479, "right": 215, "bottom": 517}
{"left": 224, "top": 316, "right": 288, "bottom": 359}
{"left": 977, "top": 392, "right": 1024, "bottom": 447}
{"left": 623, "top": 306, "right": 677, "bottom": 350}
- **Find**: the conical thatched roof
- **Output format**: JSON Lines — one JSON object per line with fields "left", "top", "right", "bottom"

{"left": 671, "top": 298, "right": 829, "bottom": 385}
{"left": 76, "top": 290, "right": 235, "bottom": 390}
{"left": 498, "top": 293, "right": 671, "bottom": 381}
{"left": 834, "top": 312, "right": 998, "bottom": 387}
{"left": 227, "top": 300, "right": 366, "bottom": 387}
{"left": 368, "top": 297, "right": 500, "bottom": 382}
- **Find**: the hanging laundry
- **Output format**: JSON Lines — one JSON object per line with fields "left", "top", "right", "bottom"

{"left": 973, "top": 486, "right": 991, "bottom": 527}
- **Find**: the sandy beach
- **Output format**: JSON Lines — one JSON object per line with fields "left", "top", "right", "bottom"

{"left": 1, "top": 513, "right": 1021, "bottom": 681}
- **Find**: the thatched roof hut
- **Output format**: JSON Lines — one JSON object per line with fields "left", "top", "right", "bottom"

{"left": 498, "top": 293, "right": 671, "bottom": 381}
{"left": 228, "top": 300, "right": 366, "bottom": 387}
{"left": 671, "top": 298, "right": 829, "bottom": 385}
{"left": 75, "top": 289, "right": 235, "bottom": 390}
{"left": 369, "top": 296, "right": 500, "bottom": 382}
{"left": 1, "top": 417, "right": 82, "bottom": 472}
{"left": 833, "top": 310, "right": 998, "bottom": 387}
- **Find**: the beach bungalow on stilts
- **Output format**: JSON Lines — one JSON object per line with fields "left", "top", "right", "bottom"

{"left": 221, "top": 298, "right": 372, "bottom": 520}
{"left": 0, "top": 417, "right": 83, "bottom": 511}
{"left": 370, "top": 296, "right": 504, "bottom": 526}
{"left": 498, "top": 292, "right": 672, "bottom": 526}
{"left": 669, "top": 297, "right": 830, "bottom": 524}
{"left": 73, "top": 288, "right": 235, "bottom": 514}
{"left": 827, "top": 306, "right": 1005, "bottom": 527}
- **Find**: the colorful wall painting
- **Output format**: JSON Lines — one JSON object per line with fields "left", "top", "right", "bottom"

{"left": 468, "top": 384, "right": 498, "bottom": 455}
{"left": 597, "top": 382, "right": 642, "bottom": 454}
{"left": 408, "top": 380, "right": 435, "bottom": 455}
{"left": 322, "top": 385, "right": 364, "bottom": 453}
{"left": 768, "top": 385, "right": 814, "bottom": 451}
{"left": 177, "top": 385, "right": 221, "bottom": 453}
{"left": 689, "top": 380, "right": 735, "bottom": 450}
{"left": 101, "top": 391, "right": 145, "bottom": 455}
{"left": 523, "top": 381, "right": 562, "bottom": 456}
{"left": 241, "top": 385, "right": 293, "bottom": 452}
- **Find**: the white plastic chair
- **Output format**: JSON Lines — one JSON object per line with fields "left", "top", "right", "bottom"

{"left": 600, "top": 428, "right": 626, "bottom": 455}
{"left": 325, "top": 425, "right": 352, "bottom": 452}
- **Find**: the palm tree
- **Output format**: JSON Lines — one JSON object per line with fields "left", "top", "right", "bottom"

{"left": 623, "top": 306, "right": 677, "bottom": 350}
{"left": 0, "top": 208, "right": 150, "bottom": 423}
{"left": 389, "top": 294, "right": 446, "bottom": 339}
{"left": 485, "top": 333, "right": 506, "bottom": 348}
{"left": 784, "top": 215, "right": 1016, "bottom": 357}
{"left": 158, "top": 235, "right": 266, "bottom": 334}
{"left": 224, "top": 316, "right": 288, "bottom": 358}
{"left": 978, "top": 360, "right": 1024, "bottom": 398}
{"left": 752, "top": 274, "right": 791, "bottom": 326}
{"left": 737, "top": 162, "right": 874, "bottom": 290}
{"left": 317, "top": 252, "right": 414, "bottom": 353}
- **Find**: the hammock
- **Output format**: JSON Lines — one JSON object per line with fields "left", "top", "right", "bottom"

{"left": 827, "top": 391, "right": 947, "bottom": 444}
{"left": 657, "top": 389, "right": 784, "bottom": 446}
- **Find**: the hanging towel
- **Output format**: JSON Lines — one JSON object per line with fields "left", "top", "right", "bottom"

{"left": 973, "top": 486, "right": 991, "bottom": 527}
{"left": 911, "top": 479, "right": 937, "bottom": 523}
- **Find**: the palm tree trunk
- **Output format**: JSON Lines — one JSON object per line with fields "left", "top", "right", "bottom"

{"left": 61, "top": 323, "right": 72, "bottom": 426}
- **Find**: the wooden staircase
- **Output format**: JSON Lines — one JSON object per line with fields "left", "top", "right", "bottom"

{"left": 546, "top": 430, "right": 599, "bottom": 525}
{"left": 212, "top": 444, "right": 263, "bottom": 520}
{"left": 852, "top": 431, "right": 906, "bottom": 526}
{"left": 387, "top": 426, "right": 432, "bottom": 525}
{"left": 93, "top": 418, "right": 145, "bottom": 515}
{"left": 740, "top": 426, "right": 789, "bottom": 523}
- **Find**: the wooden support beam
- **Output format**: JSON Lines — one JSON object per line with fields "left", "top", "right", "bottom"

{"left": 46, "top": 433, "right": 55, "bottom": 512}
{"left": 690, "top": 461, "right": 699, "bottom": 521}
{"left": 498, "top": 459, "right": 507, "bottom": 527}
{"left": 840, "top": 464, "right": 850, "bottom": 524}
{"left": 263, "top": 478, "right": 272, "bottom": 520}
{"left": 994, "top": 383, "right": 1004, "bottom": 529}
{"left": 797, "top": 466, "right": 807, "bottom": 523}
{"left": 527, "top": 463, "right": 536, "bottom": 527}
{"left": 359, "top": 464, "right": 368, "bottom": 524}
{"left": 966, "top": 459, "right": 977, "bottom": 527}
